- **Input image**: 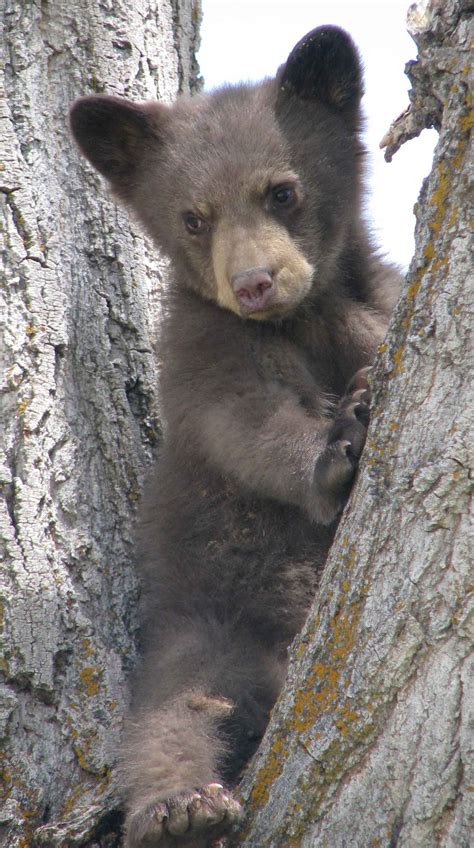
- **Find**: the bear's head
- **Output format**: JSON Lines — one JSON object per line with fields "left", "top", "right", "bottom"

{"left": 70, "top": 26, "right": 364, "bottom": 321}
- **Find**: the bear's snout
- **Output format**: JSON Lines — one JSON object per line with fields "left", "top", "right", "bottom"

{"left": 231, "top": 268, "right": 274, "bottom": 313}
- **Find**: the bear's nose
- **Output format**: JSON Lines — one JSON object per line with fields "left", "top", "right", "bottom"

{"left": 230, "top": 268, "right": 274, "bottom": 314}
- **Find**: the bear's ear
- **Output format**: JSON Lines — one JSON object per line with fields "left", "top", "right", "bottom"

{"left": 69, "top": 95, "right": 165, "bottom": 187}
{"left": 278, "top": 26, "right": 363, "bottom": 117}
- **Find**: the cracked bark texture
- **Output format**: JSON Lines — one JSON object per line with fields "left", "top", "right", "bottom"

{"left": 0, "top": 1, "right": 201, "bottom": 846}
{"left": 234, "top": 2, "right": 473, "bottom": 846}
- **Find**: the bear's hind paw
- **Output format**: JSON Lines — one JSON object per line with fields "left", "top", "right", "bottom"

{"left": 125, "top": 783, "right": 243, "bottom": 847}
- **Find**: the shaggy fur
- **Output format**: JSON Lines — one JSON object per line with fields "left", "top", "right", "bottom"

{"left": 70, "top": 25, "right": 400, "bottom": 847}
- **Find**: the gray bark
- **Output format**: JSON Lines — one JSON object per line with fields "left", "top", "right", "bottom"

{"left": 0, "top": 2, "right": 200, "bottom": 846}
{"left": 235, "top": 2, "right": 473, "bottom": 846}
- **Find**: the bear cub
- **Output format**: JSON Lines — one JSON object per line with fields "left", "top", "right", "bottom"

{"left": 71, "top": 25, "right": 400, "bottom": 848}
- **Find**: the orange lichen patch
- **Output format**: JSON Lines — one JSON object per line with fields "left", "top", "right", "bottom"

{"left": 250, "top": 735, "right": 289, "bottom": 808}
{"left": 278, "top": 837, "right": 301, "bottom": 848}
{"left": 73, "top": 742, "right": 95, "bottom": 773}
{"left": 459, "top": 108, "right": 474, "bottom": 133}
{"left": 25, "top": 322, "right": 36, "bottom": 338}
{"left": 73, "top": 733, "right": 109, "bottom": 778}
{"left": 0, "top": 763, "right": 12, "bottom": 802}
{"left": 428, "top": 161, "right": 449, "bottom": 235}
{"left": 331, "top": 606, "right": 357, "bottom": 661}
{"left": 61, "top": 783, "right": 86, "bottom": 817}
{"left": 346, "top": 544, "right": 356, "bottom": 570}
{"left": 335, "top": 703, "right": 360, "bottom": 737}
{"left": 434, "top": 256, "right": 449, "bottom": 275}
{"left": 17, "top": 397, "right": 31, "bottom": 415}
{"left": 313, "top": 660, "right": 333, "bottom": 681}
{"left": 81, "top": 638, "right": 94, "bottom": 658}
{"left": 453, "top": 138, "right": 469, "bottom": 171}
{"left": 294, "top": 639, "right": 309, "bottom": 660}
{"left": 406, "top": 271, "right": 423, "bottom": 304}
{"left": 79, "top": 665, "right": 103, "bottom": 697}
{"left": 424, "top": 241, "right": 435, "bottom": 262}
{"left": 292, "top": 664, "right": 339, "bottom": 733}
{"left": 388, "top": 344, "right": 405, "bottom": 378}
{"left": 290, "top": 596, "right": 363, "bottom": 738}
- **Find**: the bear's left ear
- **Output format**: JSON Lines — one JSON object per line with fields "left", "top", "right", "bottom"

{"left": 278, "top": 26, "right": 363, "bottom": 120}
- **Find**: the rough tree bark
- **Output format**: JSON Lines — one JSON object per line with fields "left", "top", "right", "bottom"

{"left": 0, "top": 2, "right": 200, "bottom": 846}
{"left": 235, "top": 2, "right": 473, "bottom": 846}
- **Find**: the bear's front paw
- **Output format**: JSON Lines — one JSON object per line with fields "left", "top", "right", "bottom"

{"left": 309, "top": 367, "right": 371, "bottom": 524}
{"left": 327, "top": 366, "right": 371, "bottom": 457}
{"left": 125, "top": 783, "right": 243, "bottom": 847}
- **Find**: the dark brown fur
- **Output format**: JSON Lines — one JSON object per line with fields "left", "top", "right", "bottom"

{"left": 70, "top": 26, "right": 400, "bottom": 847}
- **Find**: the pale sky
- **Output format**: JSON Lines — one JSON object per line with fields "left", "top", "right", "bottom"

{"left": 197, "top": 0, "right": 438, "bottom": 271}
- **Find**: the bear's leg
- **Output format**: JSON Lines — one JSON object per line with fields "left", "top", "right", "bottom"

{"left": 122, "top": 618, "right": 284, "bottom": 847}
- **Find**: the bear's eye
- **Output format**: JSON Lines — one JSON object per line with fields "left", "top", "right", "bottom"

{"left": 184, "top": 212, "right": 208, "bottom": 234}
{"left": 271, "top": 184, "right": 297, "bottom": 207}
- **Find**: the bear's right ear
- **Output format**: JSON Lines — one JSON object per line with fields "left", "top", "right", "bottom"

{"left": 69, "top": 95, "right": 165, "bottom": 189}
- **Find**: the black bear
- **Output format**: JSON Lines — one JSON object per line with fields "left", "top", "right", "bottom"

{"left": 70, "top": 25, "right": 400, "bottom": 848}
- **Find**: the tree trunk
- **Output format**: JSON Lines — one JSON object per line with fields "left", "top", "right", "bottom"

{"left": 234, "top": 2, "right": 473, "bottom": 846}
{"left": 0, "top": 2, "right": 200, "bottom": 846}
